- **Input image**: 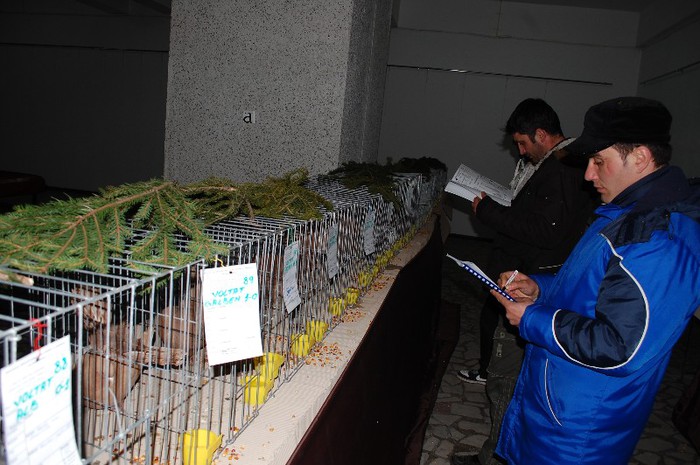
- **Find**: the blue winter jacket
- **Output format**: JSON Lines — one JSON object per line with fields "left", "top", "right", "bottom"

{"left": 496, "top": 166, "right": 700, "bottom": 465}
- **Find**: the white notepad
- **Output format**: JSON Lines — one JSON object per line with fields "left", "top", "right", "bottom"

{"left": 444, "top": 164, "right": 512, "bottom": 207}
{"left": 446, "top": 254, "right": 515, "bottom": 302}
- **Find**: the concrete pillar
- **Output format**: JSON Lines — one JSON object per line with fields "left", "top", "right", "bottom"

{"left": 164, "top": 0, "right": 393, "bottom": 184}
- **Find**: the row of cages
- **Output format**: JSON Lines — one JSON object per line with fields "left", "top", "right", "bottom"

{"left": 0, "top": 170, "right": 446, "bottom": 465}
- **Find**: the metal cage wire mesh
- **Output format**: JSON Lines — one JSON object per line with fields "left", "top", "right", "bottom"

{"left": 0, "top": 171, "right": 443, "bottom": 464}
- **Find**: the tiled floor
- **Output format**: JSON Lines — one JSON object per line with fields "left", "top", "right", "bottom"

{"left": 421, "top": 235, "right": 700, "bottom": 465}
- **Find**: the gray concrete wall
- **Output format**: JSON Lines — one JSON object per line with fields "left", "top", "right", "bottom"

{"left": 379, "top": 0, "right": 700, "bottom": 237}
{"left": 339, "top": 0, "right": 394, "bottom": 165}
{"left": 379, "top": 0, "right": 644, "bottom": 236}
{"left": 637, "top": 0, "right": 700, "bottom": 178}
{"left": 164, "top": 0, "right": 393, "bottom": 184}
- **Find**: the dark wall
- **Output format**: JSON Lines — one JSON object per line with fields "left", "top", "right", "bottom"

{"left": 0, "top": 0, "right": 170, "bottom": 191}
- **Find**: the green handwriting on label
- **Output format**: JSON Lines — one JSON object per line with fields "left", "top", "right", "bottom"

{"left": 13, "top": 356, "right": 70, "bottom": 422}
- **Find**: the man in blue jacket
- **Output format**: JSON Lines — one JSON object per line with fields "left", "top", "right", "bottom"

{"left": 491, "top": 96, "right": 700, "bottom": 464}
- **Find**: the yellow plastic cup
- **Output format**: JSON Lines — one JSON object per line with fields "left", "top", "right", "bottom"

{"left": 257, "top": 352, "right": 285, "bottom": 369}
{"left": 306, "top": 320, "right": 329, "bottom": 342}
{"left": 329, "top": 297, "right": 345, "bottom": 316}
{"left": 181, "top": 429, "right": 222, "bottom": 465}
{"left": 257, "top": 362, "right": 279, "bottom": 379}
{"left": 346, "top": 287, "right": 359, "bottom": 306}
{"left": 255, "top": 352, "right": 284, "bottom": 378}
{"left": 291, "top": 333, "right": 312, "bottom": 357}
{"left": 358, "top": 271, "right": 371, "bottom": 287}
{"left": 244, "top": 375, "right": 274, "bottom": 405}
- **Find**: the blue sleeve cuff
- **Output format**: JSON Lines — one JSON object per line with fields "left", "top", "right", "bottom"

{"left": 531, "top": 273, "right": 554, "bottom": 300}
{"left": 520, "top": 303, "right": 559, "bottom": 347}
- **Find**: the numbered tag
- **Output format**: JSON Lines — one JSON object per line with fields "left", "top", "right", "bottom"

{"left": 201, "top": 263, "right": 263, "bottom": 365}
{"left": 0, "top": 336, "right": 82, "bottom": 465}
{"left": 283, "top": 241, "right": 302, "bottom": 312}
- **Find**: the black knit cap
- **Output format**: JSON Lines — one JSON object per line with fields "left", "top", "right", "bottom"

{"left": 566, "top": 96, "right": 672, "bottom": 156}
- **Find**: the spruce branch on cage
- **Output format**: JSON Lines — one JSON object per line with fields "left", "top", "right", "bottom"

{"left": 324, "top": 161, "right": 402, "bottom": 208}
{"left": 241, "top": 168, "right": 333, "bottom": 220}
{"left": 184, "top": 169, "right": 332, "bottom": 221}
{"left": 182, "top": 177, "right": 254, "bottom": 225}
{"left": 0, "top": 170, "right": 333, "bottom": 275}
{"left": 389, "top": 157, "right": 447, "bottom": 179}
{"left": 0, "top": 179, "right": 228, "bottom": 274}
{"left": 116, "top": 180, "right": 229, "bottom": 271}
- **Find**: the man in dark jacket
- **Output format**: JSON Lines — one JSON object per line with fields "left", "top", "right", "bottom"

{"left": 452, "top": 98, "right": 595, "bottom": 465}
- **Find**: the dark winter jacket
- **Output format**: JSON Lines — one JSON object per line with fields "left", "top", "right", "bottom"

{"left": 497, "top": 166, "right": 700, "bottom": 465}
{"left": 476, "top": 154, "right": 594, "bottom": 277}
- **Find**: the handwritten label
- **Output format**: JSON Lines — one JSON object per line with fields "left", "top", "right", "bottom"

{"left": 363, "top": 209, "right": 376, "bottom": 255}
{"left": 201, "top": 263, "right": 263, "bottom": 365}
{"left": 283, "top": 241, "right": 302, "bottom": 312}
{"left": 387, "top": 205, "right": 398, "bottom": 245}
{"left": 0, "top": 336, "right": 81, "bottom": 465}
{"left": 326, "top": 223, "right": 339, "bottom": 279}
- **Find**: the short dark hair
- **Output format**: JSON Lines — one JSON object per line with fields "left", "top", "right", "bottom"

{"left": 505, "top": 98, "right": 563, "bottom": 140}
{"left": 613, "top": 142, "right": 672, "bottom": 166}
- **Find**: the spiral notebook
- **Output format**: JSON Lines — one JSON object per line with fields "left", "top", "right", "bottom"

{"left": 446, "top": 254, "right": 515, "bottom": 302}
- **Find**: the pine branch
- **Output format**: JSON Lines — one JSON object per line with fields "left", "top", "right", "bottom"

{"left": 181, "top": 177, "right": 248, "bottom": 225}
{"left": 0, "top": 170, "right": 333, "bottom": 275}
{"left": 0, "top": 180, "right": 227, "bottom": 274}
{"left": 325, "top": 162, "right": 402, "bottom": 208}
{"left": 242, "top": 169, "right": 333, "bottom": 219}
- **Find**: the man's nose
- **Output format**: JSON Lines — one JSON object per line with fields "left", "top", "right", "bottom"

{"left": 584, "top": 164, "right": 596, "bottom": 181}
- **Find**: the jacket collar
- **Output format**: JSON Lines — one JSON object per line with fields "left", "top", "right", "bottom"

{"left": 599, "top": 166, "right": 694, "bottom": 246}
{"left": 610, "top": 165, "right": 691, "bottom": 212}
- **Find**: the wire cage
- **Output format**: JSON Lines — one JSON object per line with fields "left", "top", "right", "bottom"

{"left": 0, "top": 170, "right": 443, "bottom": 465}
{"left": 0, "top": 258, "right": 207, "bottom": 465}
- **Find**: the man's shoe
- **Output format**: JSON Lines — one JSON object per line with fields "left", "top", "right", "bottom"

{"left": 457, "top": 369, "right": 487, "bottom": 385}
{"left": 450, "top": 453, "right": 480, "bottom": 465}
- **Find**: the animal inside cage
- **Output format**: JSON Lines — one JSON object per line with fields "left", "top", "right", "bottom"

{"left": 0, "top": 258, "right": 209, "bottom": 465}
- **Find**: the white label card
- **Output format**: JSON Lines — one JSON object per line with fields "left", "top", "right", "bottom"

{"left": 201, "top": 263, "right": 263, "bottom": 365}
{"left": 0, "top": 336, "right": 82, "bottom": 465}
{"left": 283, "top": 241, "right": 302, "bottom": 312}
{"left": 387, "top": 205, "right": 398, "bottom": 244}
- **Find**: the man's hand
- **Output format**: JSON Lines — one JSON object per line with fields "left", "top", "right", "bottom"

{"left": 497, "top": 271, "right": 539, "bottom": 300}
{"left": 492, "top": 292, "right": 530, "bottom": 326}
{"left": 471, "top": 192, "right": 488, "bottom": 214}
{"left": 490, "top": 271, "right": 540, "bottom": 327}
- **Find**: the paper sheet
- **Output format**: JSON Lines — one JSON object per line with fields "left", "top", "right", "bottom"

{"left": 201, "top": 263, "right": 264, "bottom": 365}
{"left": 0, "top": 336, "right": 82, "bottom": 465}
{"left": 445, "top": 164, "right": 512, "bottom": 206}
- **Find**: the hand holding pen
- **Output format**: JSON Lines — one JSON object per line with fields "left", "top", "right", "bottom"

{"left": 497, "top": 270, "right": 539, "bottom": 301}
{"left": 493, "top": 270, "right": 540, "bottom": 326}
{"left": 502, "top": 270, "right": 519, "bottom": 290}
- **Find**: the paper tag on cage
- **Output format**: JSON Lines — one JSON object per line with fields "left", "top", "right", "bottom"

{"left": 326, "top": 223, "right": 339, "bottom": 279}
{"left": 363, "top": 209, "right": 376, "bottom": 255}
{"left": 387, "top": 207, "right": 398, "bottom": 245}
{"left": 201, "top": 263, "right": 263, "bottom": 365}
{"left": 0, "top": 335, "right": 82, "bottom": 465}
{"left": 282, "top": 241, "right": 302, "bottom": 312}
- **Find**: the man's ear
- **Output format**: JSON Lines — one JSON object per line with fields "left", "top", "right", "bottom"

{"left": 634, "top": 145, "right": 655, "bottom": 173}
{"left": 535, "top": 128, "right": 546, "bottom": 142}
